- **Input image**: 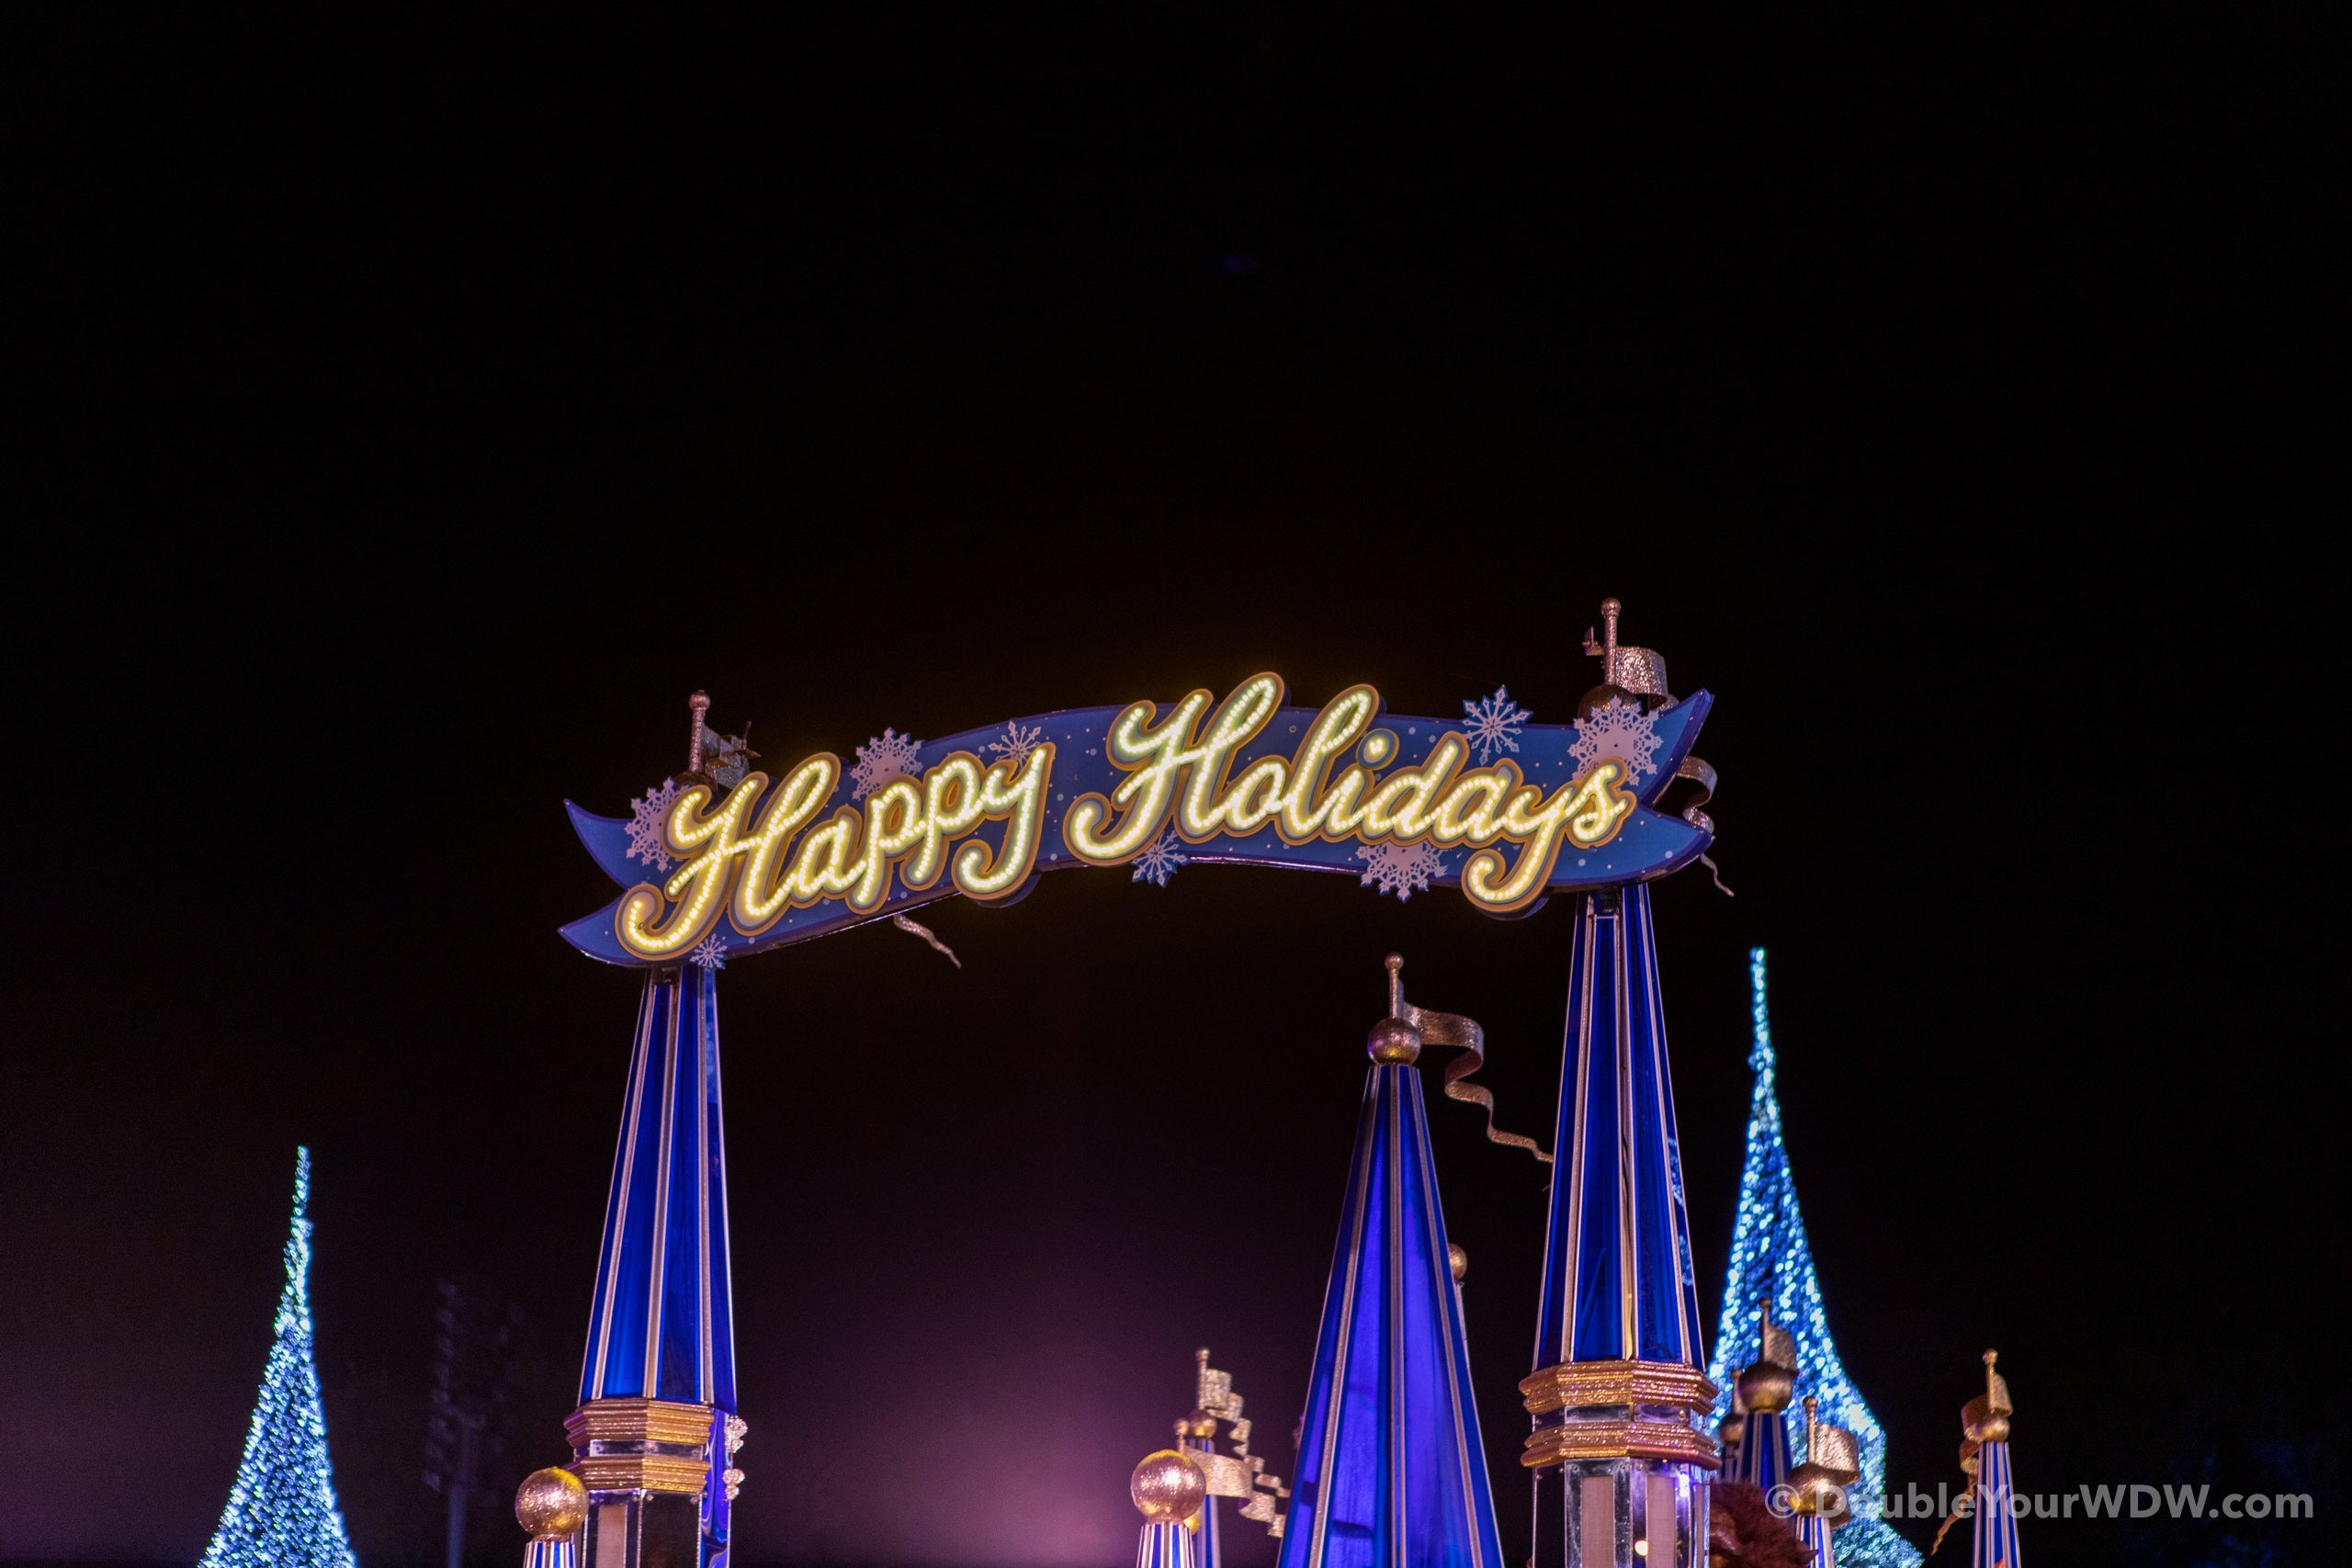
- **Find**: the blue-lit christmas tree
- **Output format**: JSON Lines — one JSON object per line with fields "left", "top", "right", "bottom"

{"left": 1708, "top": 953, "right": 1919, "bottom": 1568}
{"left": 200, "top": 1148, "right": 359, "bottom": 1568}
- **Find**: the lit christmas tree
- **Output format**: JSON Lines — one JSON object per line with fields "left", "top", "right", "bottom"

{"left": 200, "top": 1147, "right": 360, "bottom": 1568}
{"left": 1708, "top": 953, "right": 1919, "bottom": 1568}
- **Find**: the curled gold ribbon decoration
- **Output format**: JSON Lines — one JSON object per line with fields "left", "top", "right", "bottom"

{"left": 1386, "top": 956, "right": 1551, "bottom": 1165}
{"left": 890, "top": 913, "right": 962, "bottom": 967}
{"left": 1408, "top": 1002, "right": 1553, "bottom": 1165}
{"left": 1193, "top": 1351, "right": 1291, "bottom": 1535}
{"left": 1675, "top": 753, "right": 1733, "bottom": 897}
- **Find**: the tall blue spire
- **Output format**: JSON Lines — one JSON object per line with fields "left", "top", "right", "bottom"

{"left": 569, "top": 961, "right": 740, "bottom": 1568}
{"left": 1275, "top": 960, "right": 1504, "bottom": 1568}
{"left": 201, "top": 1148, "right": 359, "bottom": 1568}
{"left": 1521, "top": 885, "right": 1716, "bottom": 1568}
{"left": 1709, "top": 951, "right": 1917, "bottom": 1568}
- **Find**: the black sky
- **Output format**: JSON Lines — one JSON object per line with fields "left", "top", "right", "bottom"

{"left": 3, "top": 13, "right": 2339, "bottom": 1568}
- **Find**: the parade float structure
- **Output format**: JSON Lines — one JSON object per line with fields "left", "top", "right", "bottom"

{"left": 549, "top": 601, "right": 1731, "bottom": 1568}
{"left": 200, "top": 1149, "right": 360, "bottom": 1568}
{"left": 1709, "top": 953, "right": 1917, "bottom": 1568}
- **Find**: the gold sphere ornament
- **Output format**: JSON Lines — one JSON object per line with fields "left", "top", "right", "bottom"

{"left": 515, "top": 1467, "right": 588, "bottom": 1540}
{"left": 1447, "top": 1243, "right": 1468, "bottom": 1283}
{"left": 1736, "top": 1359, "right": 1795, "bottom": 1414}
{"left": 1367, "top": 1017, "right": 1422, "bottom": 1064}
{"left": 1176, "top": 1408, "right": 1218, "bottom": 1440}
{"left": 1131, "top": 1449, "right": 1207, "bottom": 1523}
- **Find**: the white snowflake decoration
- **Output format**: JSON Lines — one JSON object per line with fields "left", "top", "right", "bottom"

{"left": 849, "top": 728, "right": 923, "bottom": 799}
{"left": 987, "top": 720, "right": 1043, "bottom": 769}
{"left": 1462, "top": 684, "right": 1532, "bottom": 764}
{"left": 1567, "top": 695, "right": 1663, "bottom": 783}
{"left": 1130, "top": 829, "right": 1189, "bottom": 887}
{"left": 626, "top": 779, "right": 683, "bottom": 873}
{"left": 687, "top": 933, "right": 729, "bottom": 971}
{"left": 1356, "top": 840, "right": 1446, "bottom": 901}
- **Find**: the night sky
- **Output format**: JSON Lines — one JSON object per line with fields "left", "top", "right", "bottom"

{"left": 5, "top": 15, "right": 2335, "bottom": 1568}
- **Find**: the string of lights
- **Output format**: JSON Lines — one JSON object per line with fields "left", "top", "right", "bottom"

{"left": 199, "top": 1148, "right": 359, "bottom": 1568}
{"left": 1709, "top": 953, "right": 1921, "bottom": 1568}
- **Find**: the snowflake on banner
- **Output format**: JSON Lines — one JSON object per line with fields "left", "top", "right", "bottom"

{"left": 687, "top": 933, "right": 729, "bottom": 971}
{"left": 988, "top": 720, "right": 1043, "bottom": 769}
{"left": 1567, "top": 695, "right": 1663, "bottom": 783}
{"left": 849, "top": 728, "right": 923, "bottom": 799}
{"left": 1356, "top": 840, "right": 1446, "bottom": 901}
{"left": 626, "top": 780, "right": 683, "bottom": 873}
{"left": 1462, "top": 685, "right": 1532, "bottom": 764}
{"left": 1130, "top": 830, "right": 1189, "bottom": 887}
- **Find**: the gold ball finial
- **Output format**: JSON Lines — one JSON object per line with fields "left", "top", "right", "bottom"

{"left": 1131, "top": 1450, "right": 1206, "bottom": 1523}
{"left": 1448, "top": 1243, "right": 1468, "bottom": 1283}
{"left": 515, "top": 1467, "right": 588, "bottom": 1540}
{"left": 1177, "top": 1409, "right": 1217, "bottom": 1440}
{"left": 1737, "top": 1359, "right": 1794, "bottom": 1414}
{"left": 1368, "top": 1018, "right": 1421, "bottom": 1063}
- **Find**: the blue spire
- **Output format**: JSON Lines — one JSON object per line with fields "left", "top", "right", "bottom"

{"left": 1521, "top": 885, "right": 1716, "bottom": 1568}
{"left": 574, "top": 963, "right": 739, "bottom": 1566}
{"left": 1276, "top": 975, "right": 1504, "bottom": 1568}
{"left": 1708, "top": 951, "right": 1917, "bottom": 1568}
{"left": 580, "top": 964, "right": 736, "bottom": 1408}
{"left": 1531, "top": 885, "right": 1708, "bottom": 1370}
{"left": 201, "top": 1148, "right": 359, "bottom": 1568}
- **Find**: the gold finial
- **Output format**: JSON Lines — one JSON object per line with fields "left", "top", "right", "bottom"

{"left": 515, "top": 1467, "right": 588, "bottom": 1540}
{"left": 1787, "top": 1397, "right": 1860, "bottom": 1519}
{"left": 1131, "top": 1450, "right": 1207, "bottom": 1523}
{"left": 1962, "top": 1348, "right": 2013, "bottom": 1443}
{"left": 1717, "top": 1393, "right": 1747, "bottom": 1450}
{"left": 686, "top": 691, "right": 711, "bottom": 773}
{"left": 1579, "top": 597, "right": 1672, "bottom": 703}
{"left": 1448, "top": 1243, "right": 1469, "bottom": 1283}
{"left": 1177, "top": 1410, "right": 1217, "bottom": 1440}
{"left": 1368, "top": 953, "right": 1421, "bottom": 1062}
{"left": 1736, "top": 1298, "right": 1796, "bottom": 1413}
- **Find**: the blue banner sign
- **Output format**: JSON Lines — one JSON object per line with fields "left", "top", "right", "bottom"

{"left": 562, "top": 675, "right": 1713, "bottom": 967}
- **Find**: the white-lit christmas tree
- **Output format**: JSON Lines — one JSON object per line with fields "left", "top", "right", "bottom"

{"left": 200, "top": 1147, "right": 360, "bottom": 1568}
{"left": 1709, "top": 952, "right": 1920, "bottom": 1568}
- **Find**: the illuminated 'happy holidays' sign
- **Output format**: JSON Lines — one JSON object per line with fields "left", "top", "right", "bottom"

{"left": 561, "top": 674, "right": 1714, "bottom": 967}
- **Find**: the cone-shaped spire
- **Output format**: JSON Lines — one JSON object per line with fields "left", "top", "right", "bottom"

{"left": 1964, "top": 1354, "right": 2020, "bottom": 1568}
{"left": 579, "top": 964, "right": 737, "bottom": 1409}
{"left": 1532, "top": 885, "right": 1707, "bottom": 1371}
{"left": 200, "top": 1148, "right": 359, "bottom": 1568}
{"left": 1709, "top": 951, "right": 1917, "bottom": 1568}
{"left": 1520, "top": 885, "right": 1716, "bottom": 1568}
{"left": 1276, "top": 959, "right": 1504, "bottom": 1568}
{"left": 571, "top": 962, "right": 739, "bottom": 1568}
